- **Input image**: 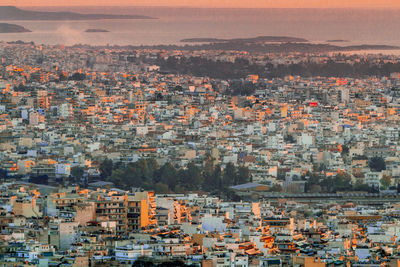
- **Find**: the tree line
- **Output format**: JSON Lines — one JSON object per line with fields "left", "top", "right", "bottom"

{"left": 98, "top": 158, "right": 251, "bottom": 198}
{"left": 153, "top": 56, "right": 400, "bottom": 80}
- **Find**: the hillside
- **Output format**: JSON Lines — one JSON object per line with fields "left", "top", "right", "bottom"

{"left": 0, "top": 6, "right": 155, "bottom": 20}
{"left": 0, "top": 23, "right": 31, "bottom": 33}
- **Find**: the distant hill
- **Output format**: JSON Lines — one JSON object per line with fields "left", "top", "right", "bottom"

{"left": 343, "top": 44, "right": 400, "bottom": 51}
{"left": 85, "top": 29, "right": 110, "bottom": 33}
{"left": 139, "top": 40, "right": 400, "bottom": 54}
{"left": 0, "top": 6, "right": 156, "bottom": 20}
{"left": 326, "top": 39, "right": 349, "bottom": 43}
{"left": 0, "top": 23, "right": 31, "bottom": 33}
{"left": 181, "top": 36, "right": 308, "bottom": 43}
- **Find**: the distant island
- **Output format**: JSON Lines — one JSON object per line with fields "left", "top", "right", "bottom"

{"left": 181, "top": 38, "right": 226, "bottom": 43}
{"left": 0, "top": 6, "right": 156, "bottom": 20}
{"left": 85, "top": 29, "right": 110, "bottom": 33}
{"left": 7, "top": 40, "right": 34, "bottom": 45}
{"left": 181, "top": 36, "right": 308, "bottom": 43}
{"left": 68, "top": 34, "right": 400, "bottom": 54}
{"left": 131, "top": 41, "right": 400, "bottom": 54}
{"left": 0, "top": 23, "right": 31, "bottom": 33}
{"left": 342, "top": 44, "right": 400, "bottom": 51}
{"left": 326, "top": 39, "right": 349, "bottom": 43}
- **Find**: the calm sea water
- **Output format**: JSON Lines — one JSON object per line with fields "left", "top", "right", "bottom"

{"left": 1, "top": 7, "right": 400, "bottom": 48}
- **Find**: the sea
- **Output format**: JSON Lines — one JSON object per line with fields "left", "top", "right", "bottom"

{"left": 1, "top": 6, "right": 400, "bottom": 54}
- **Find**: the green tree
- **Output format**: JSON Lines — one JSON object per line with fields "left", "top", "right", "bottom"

{"left": 109, "top": 168, "right": 125, "bottom": 188}
{"left": 269, "top": 184, "right": 283, "bottom": 192}
{"left": 173, "top": 85, "right": 183, "bottom": 91}
{"left": 154, "top": 182, "right": 170, "bottom": 194}
{"left": 236, "top": 166, "right": 251, "bottom": 184}
{"left": 333, "top": 173, "right": 352, "bottom": 192}
{"left": 305, "top": 171, "right": 321, "bottom": 192}
{"left": 177, "top": 169, "right": 187, "bottom": 190}
{"left": 0, "top": 169, "right": 7, "bottom": 181}
{"left": 309, "top": 184, "right": 321, "bottom": 193}
{"left": 223, "top": 163, "right": 236, "bottom": 186}
{"left": 70, "top": 166, "right": 84, "bottom": 182}
{"left": 380, "top": 175, "right": 391, "bottom": 190}
{"left": 158, "top": 162, "right": 178, "bottom": 190}
{"left": 70, "top": 72, "right": 86, "bottom": 81}
{"left": 30, "top": 175, "right": 49, "bottom": 185}
{"left": 341, "top": 144, "right": 349, "bottom": 155}
{"left": 99, "top": 159, "right": 113, "bottom": 179}
{"left": 138, "top": 158, "right": 158, "bottom": 181}
{"left": 124, "top": 159, "right": 158, "bottom": 187}
{"left": 204, "top": 156, "right": 214, "bottom": 174}
{"left": 184, "top": 162, "right": 203, "bottom": 190}
{"left": 353, "top": 179, "right": 370, "bottom": 192}
{"left": 284, "top": 134, "right": 295, "bottom": 143}
{"left": 369, "top": 157, "right": 386, "bottom": 172}
{"left": 203, "top": 164, "right": 222, "bottom": 192}
{"left": 224, "top": 188, "right": 242, "bottom": 201}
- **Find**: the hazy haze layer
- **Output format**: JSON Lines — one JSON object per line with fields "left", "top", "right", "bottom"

{"left": 1, "top": 7, "right": 399, "bottom": 46}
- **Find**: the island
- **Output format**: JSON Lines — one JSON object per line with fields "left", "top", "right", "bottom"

{"left": 0, "top": 23, "right": 31, "bottom": 33}
{"left": 134, "top": 39, "right": 400, "bottom": 54}
{"left": 85, "top": 29, "right": 110, "bottom": 33}
{"left": 181, "top": 36, "right": 308, "bottom": 43}
{"left": 0, "top": 6, "right": 156, "bottom": 20}
{"left": 342, "top": 44, "right": 400, "bottom": 51}
{"left": 181, "top": 38, "right": 228, "bottom": 43}
{"left": 326, "top": 39, "right": 349, "bottom": 43}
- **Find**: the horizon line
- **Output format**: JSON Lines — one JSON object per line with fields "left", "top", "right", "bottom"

{"left": 15, "top": 5, "right": 400, "bottom": 9}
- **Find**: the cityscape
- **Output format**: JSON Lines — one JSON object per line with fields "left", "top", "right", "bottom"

{"left": 0, "top": 2, "right": 400, "bottom": 267}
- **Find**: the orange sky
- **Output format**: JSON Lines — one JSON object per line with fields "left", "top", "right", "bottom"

{"left": 3, "top": 0, "right": 400, "bottom": 8}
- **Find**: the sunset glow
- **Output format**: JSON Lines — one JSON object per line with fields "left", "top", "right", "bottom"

{"left": 3, "top": 0, "right": 400, "bottom": 8}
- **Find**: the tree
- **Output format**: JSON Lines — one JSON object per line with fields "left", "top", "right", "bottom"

{"left": 204, "top": 155, "right": 214, "bottom": 174}
{"left": 173, "top": 85, "right": 183, "bottom": 91}
{"left": 305, "top": 172, "right": 320, "bottom": 192}
{"left": 70, "top": 72, "right": 86, "bottom": 81}
{"left": 99, "top": 159, "right": 113, "bottom": 180}
{"left": 203, "top": 165, "right": 222, "bottom": 192}
{"left": 70, "top": 166, "right": 84, "bottom": 182}
{"left": 380, "top": 175, "right": 391, "bottom": 190}
{"left": 353, "top": 180, "right": 370, "bottom": 192}
{"left": 176, "top": 169, "right": 187, "bottom": 191}
{"left": 184, "top": 162, "right": 203, "bottom": 190}
{"left": 269, "top": 184, "right": 283, "bottom": 192}
{"left": 237, "top": 166, "right": 251, "bottom": 185}
{"left": 320, "top": 173, "right": 351, "bottom": 193}
{"left": 109, "top": 168, "right": 124, "bottom": 188}
{"left": 124, "top": 159, "right": 158, "bottom": 188}
{"left": 341, "top": 144, "right": 349, "bottom": 155}
{"left": 333, "top": 173, "right": 352, "bottom": 192}
{"left": 309, "top": 184, "right": 322, "bottom": 193}
{"left": 316, "top": 163, "right": 327, "bottom": 172}
{"left": 224, "top": 188, "right": 242, "bottom": 201}
{"left": 58, "top": 71, "right": 67, "bottom": 81}
{"left": 137, "top": 158, "right": 158, "bottom": 181}
{"left": 369, "top": 157, "right": 386, "bottom": 172}
{"left": 284, "top": 134, "right": 295, "bottom": 143}
{"left": 223, "top": 163, "right": 236, "bottom": 186}
{"left": 0, "top": 168, "right": 7, "bottom": 181}
{"left": 154, "top": 182, "right": 169, "bottom": 194}
{"left": 132, "top": 257, "right": 155, "bottom": 267}
{"left": 30, "top": 175, "right": 49, "bottom": 185}
{"left": 157, "top": 163, "right": 178, "bottom": 190}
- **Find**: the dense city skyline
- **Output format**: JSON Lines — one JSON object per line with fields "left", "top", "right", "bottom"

{"left": 0, "top": 0, "right": 399, "bottom": 266}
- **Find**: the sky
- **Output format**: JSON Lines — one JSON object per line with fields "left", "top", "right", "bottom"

{"left": 2, "top": 0, "right": 400, "bottom": 8}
